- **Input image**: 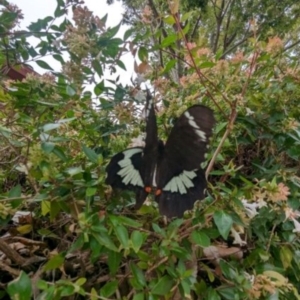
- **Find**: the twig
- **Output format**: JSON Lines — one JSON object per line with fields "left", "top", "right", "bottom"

{"left": 0, "top": 237, "right": 27, "bottom": 266}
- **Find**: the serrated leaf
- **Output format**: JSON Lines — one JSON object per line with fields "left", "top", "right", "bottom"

{"left": 43, "top": 254, "right": 64, "bottom": 271}
{"left": 151, "top": 275, "right": 174, "bottom": 295}
{"left": 82, "top": 145, "right": 98, "bottom": 163}
{"left": 36, "top": 60, "right": 53, "bottom": 70}
{"left": 7, "top": 271, "right": 32, "bottom": 300}
{"left": 213, "top": 211, "right": 233, "bottom": 240}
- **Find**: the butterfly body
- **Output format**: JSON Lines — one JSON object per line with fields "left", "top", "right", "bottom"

{"left": 106, "top": 92, "right": 215, "bottom": 217}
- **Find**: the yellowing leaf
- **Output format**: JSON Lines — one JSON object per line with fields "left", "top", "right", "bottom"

{"left": 17, "top": 224, "right": 32, "bottom": 235}
{"left": 41, "top": 200, "right": 51, "bottom": 216}
{"left": 169, "top": 0, "right": 179, "bottom": 14}
{"left": 280, "top": 246, "right": 293, "bottom": 270}
{"left": 263, "top": 270, "right": 288, "bottom": 286}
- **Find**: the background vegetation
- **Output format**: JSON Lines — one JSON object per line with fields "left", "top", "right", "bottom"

{"left": 1, "top": 0, "right": 300, "bottom": 299}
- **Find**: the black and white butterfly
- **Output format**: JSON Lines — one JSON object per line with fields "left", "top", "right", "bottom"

{"left": 105, "top": 91, "right": 215, "bottom": 218}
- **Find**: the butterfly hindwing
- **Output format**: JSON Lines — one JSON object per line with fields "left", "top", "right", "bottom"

{"left": 105, "top": 147, "right": 144, "bottom": 191}
{"left": 156, "top": 169, "right": 206, "bottom": 217}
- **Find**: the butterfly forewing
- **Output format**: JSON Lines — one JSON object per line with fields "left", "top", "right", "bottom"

{"left": 155, "top": 105, "right": 215, "bottom": 217}
{"left": 157, "top": 105, "right": 215, "bottom": 187}
{"left": 105, "top": 91, "right": 159, "bottom": 209}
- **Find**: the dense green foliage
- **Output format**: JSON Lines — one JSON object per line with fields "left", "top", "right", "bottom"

{"left": 1, "top": 0, "right": 300, "bottom": 299}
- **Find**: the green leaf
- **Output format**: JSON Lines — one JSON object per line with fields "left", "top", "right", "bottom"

{"left": 117, "top": 59, "right": 126, "bottom": 71}
{"left": 108, "top": 250, "right": 122, "bottom": 275}
{"left": 199, "top": 61, "right": 215, "bottom": 68}
{"left": 131, "top": 230, "right": 144, "bottom": 253}
{"left": 75, "top": 278, "right": 86, "bottom": 286}
{"left": 181, "top": 11, "right": 193, "bottom": 22}
{"left": 163, "top": 59, "right": 176, "bottom": 73}
{"left": 8, "top": 185, "right": 21, "bottom": 198}
{"left": 52, "top": 146, "right": 68, "bottom": 162}
{"left": 138, "top": 46, "right": 148, "bottom": 62}
{"left": 191, "top": 231, "right": 211, "bottom": 247}
{"left": 54, "top": 1, "right": 65, "bottom": 18}
{"left": 86, "top": 187, "right": 97, "bottom": 197}
{"left": 130, "top": 262, "right": 146, "bottom": 288}
{"left": 82, "top": 145, "right": 98, "bottom": 163}
{"left": 115, "top": 224, "right": 129, "bottom": 249}
{"left": 133, "top": 293, "right": 144, "bottom": 300}
{"left": 43, "top": 254, "right": 64, "bottom": 271}
{"left": 41, "top": 142, "right": 55, "bottom": 154}
{"left": 151, "top": 275, "right": 174, "bottom": 295}
{"left": 106, "top": 22, "right": 121, "bottom": 38}
{"left": 92, "top": 232, "right": 118, "bottom": 252}
{"left": 100, "top": 280, "right": 118, "bottom": 298}
{"left": 218, "top": 288, "right": 237, "bottom": 300}
{"left": 164, "top": 15, "right": 175, "bottom": 25}
{"left": 43, "top": 123, "right": 61, "bottom": 132}
{"left": 66, "top": 85, "right": 76, "bottom": 96}
{"left": 7, "top": 271, "right": 32, "bottom": 300}
{"left": 66, "top": 166, "right": 83, "bottom": 176}
{"left": 36, "top": 60, "right": 53, "bottom": 70}
{"left": 207, "top": 288, "right": 221, "bottom": 300}
{"left": 53, "top": 54, "right": 65, "bottom": 64}
{"left": 161, "top": 34, "right": 177, "bottom": 47}
{"left": 92, "top": 59, "right": 103, "bottom": 77}
{"left": 118, "top": 215, "right": 141, "bottom": 228}
{"left": 213, "top": 211, "right": 233, "bottom": 240}
{"left": 123, "top": 28, "right": 134, "bottom": 40}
